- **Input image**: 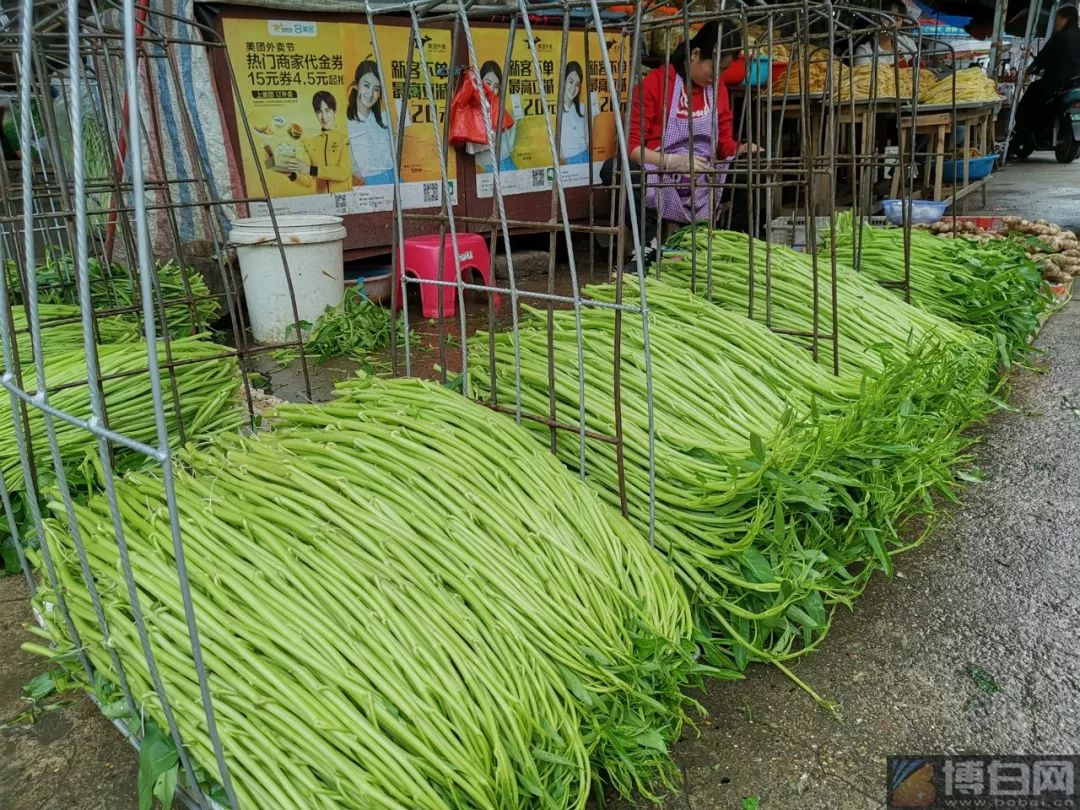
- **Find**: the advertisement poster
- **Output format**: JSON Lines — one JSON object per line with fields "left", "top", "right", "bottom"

{"left": 222, "top": 17, "right": 457, "bottom": 217}
{"left": 339, "top": 22, "right": 457, "bottom": 213}
{"left": 469, "top": 27, "right": 628, "bottom": 199}
{"left": 558, "top": 31, "right": 629, "bottom": 192}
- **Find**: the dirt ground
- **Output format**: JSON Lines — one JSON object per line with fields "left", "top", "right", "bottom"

{"left": 0, "top": 578, "right": 138, "bottom": 810}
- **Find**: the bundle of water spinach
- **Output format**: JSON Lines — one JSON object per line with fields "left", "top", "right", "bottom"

{"left": 658, "top": 226, "right": 994, "bottom": 380}
{"left": 466, "top": 278, "right": 994, "bottom": 703}
{"left": 30, "top": 376, "right": 697, "bottom": 809}
{"left": 828, "top": 213, "right": 1050, "bottom": 364}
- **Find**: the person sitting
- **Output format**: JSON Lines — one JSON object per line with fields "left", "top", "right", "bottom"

{"left": 1009, "top": 5, "right": 1080, "bottom": 155}
{"left": 853, "top": 1, "right": 920, "bottom": 67}
{"left": 600, "top": 20, "right": 760, "bottom": 265}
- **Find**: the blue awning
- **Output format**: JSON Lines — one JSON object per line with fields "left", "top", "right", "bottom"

{"left": 912, "top": 0, "right": 974, "bottom": 28}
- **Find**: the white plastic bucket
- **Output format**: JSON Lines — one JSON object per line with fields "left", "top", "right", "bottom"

{"left": 230, "top": 214, "right": 347, "bottom": 343}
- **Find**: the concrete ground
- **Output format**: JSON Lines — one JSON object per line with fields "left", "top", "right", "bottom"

{"left": 1, "top": 155, "right": 1078, "bottom": 810}
{"left": 958, "top": 154, "right": 1080, "bottom": 230}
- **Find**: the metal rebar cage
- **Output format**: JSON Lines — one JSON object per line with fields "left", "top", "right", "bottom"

{"left": 0, "top": 0, "right": 934, "bottom": 806}
{"left": 0, "top": 0, "right": 299, "bottom": 805}
{"left": 0, "top": 1, "right": 662, "bottom": 805}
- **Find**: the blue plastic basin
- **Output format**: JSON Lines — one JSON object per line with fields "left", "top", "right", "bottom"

{"left": 744, "top": 56, "right": 773, "bottom": 87}
{"left": 939, "top": 154, "right": 998, "bottom": 182}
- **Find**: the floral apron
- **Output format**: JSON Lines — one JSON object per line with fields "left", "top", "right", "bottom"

{"left": 643, "top": 72, "right": 729, "bottom": 224}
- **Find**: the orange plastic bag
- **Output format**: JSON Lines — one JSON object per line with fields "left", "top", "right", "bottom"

{"left": 448, "top": 69, "right": 515, "bottom": 148}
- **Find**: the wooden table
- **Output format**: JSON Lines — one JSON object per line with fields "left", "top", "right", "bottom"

{"left": 834, "top": 99, "right": 900, "bottom": 214}
{"left": 733, "top": 92, "right": 894, "bottom": 217}
{"left": 890, "top": 102, "right": 999, "bottom": 203}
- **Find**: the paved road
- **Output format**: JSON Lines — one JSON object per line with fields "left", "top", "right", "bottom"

{"left": 964, "top": 154, "right": 1080, "bottom": 232}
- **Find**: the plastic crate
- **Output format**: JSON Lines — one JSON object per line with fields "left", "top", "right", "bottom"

{"left": 769, "top": 215, "right": 891, "bottom": 251}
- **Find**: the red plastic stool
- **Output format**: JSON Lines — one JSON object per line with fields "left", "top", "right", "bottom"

{"left": 393, "top": 233, "right": 499, "bottom": 319}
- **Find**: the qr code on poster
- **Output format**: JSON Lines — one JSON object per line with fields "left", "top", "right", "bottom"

{"left": 422, "top": 182, "right": 440, "bottom": 205}
{"left": 531, "top": 169, "right": 546, "bottom": 187}
{"left": 333, "top": 193, "right": 348, "bottom": 215}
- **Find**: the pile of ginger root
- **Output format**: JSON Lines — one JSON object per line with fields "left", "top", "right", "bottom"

{"left": 916, "top": 216, "right": 1080, "bottom": 284}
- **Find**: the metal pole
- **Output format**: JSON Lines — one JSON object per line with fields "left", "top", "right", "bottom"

{"left": 987, "top": 0, "right": 1009, "bottom": 77}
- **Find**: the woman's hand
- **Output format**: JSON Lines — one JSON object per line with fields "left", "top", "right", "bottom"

{"left": 737, "top": 142, "right": 763, "bottom": 156}
{"left": 662, "top": 153, "right": 713, "bottom": 175}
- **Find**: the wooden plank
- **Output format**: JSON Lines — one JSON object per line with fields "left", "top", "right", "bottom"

{"left": 942, "top": 174, "right": 992, "bottom": 206}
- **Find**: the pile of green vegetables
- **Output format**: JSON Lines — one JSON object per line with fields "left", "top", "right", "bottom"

{"left": 274, "top": 287, "right": 398, "bottom": 365}
{"left": 5, "top": 303, "right": 138, "bottom": 365}
{"left": 15, "top": 214, "right": 1064, "bottom": 807}
{"left": 0, "top": 334, "right": 242, "bottom": 575}
{"left": 5, "top": 255, "right": 220, "bottom": 338}
{"left": 32, "top": 376, "right": 698, "bottom": 808}
{"left": 658, "top": 226, "right": 994, "bottom": 378}
{"left": 0, "top": 336, "right": 242, "bottom": 492}
{"left": 467, "top": 277, "right": 995, "bottom": 693}
{"left": 828, "top": 213, "right": 1051, "bottom": 363}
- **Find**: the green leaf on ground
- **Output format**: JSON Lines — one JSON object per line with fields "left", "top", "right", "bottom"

{"left": 956, "top": 467, "right": 986, "bottom": 483}
{"left": 22, "top": 671, "right": 56, "bottom": 702}
{"left": 966, "top": 663, "right": 1000, "bottom": 694}
{"left": 138, "top": 722, "right": 180, "bottom": 810}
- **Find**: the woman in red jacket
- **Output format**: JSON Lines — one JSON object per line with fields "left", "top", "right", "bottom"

{"left": 602, "top": 20, "right": 756, "bottom": 250}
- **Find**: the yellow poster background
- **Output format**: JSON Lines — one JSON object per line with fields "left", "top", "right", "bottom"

{"left": 223, "top": 16, "right": 455, "bottom": 211}
{"left": 468, "top": 27, "right": 629, "bottom": 196}
{"left": 223, "top": 17, "right": 350, "bottom": 200}
{"left": 563, "top": 30, "right": 630, "bottom": 166}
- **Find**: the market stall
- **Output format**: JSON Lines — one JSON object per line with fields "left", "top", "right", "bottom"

{"left": 717, "top": 2, "right": 1019, "bottom": 218}
{"left": 4, "top": 2, "right": 1078, "bottom": 810}
{"left": 686, "top": 9, "right": 1009, "bottom": 221}
{"left": 891, "top": 99, "right": 1000, "bottom": 202}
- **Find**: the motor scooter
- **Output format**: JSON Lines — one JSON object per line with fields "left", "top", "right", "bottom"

{"left": 1011, "top": 76, "right": 1080, "bottom": 164}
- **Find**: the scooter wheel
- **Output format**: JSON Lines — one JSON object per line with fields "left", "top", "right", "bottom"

{"left": 1055, "top": 139, "right": 1080, "bottom": 164}
{"left": 1011, "top": 140, "right": 1035, "bottom": 161}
